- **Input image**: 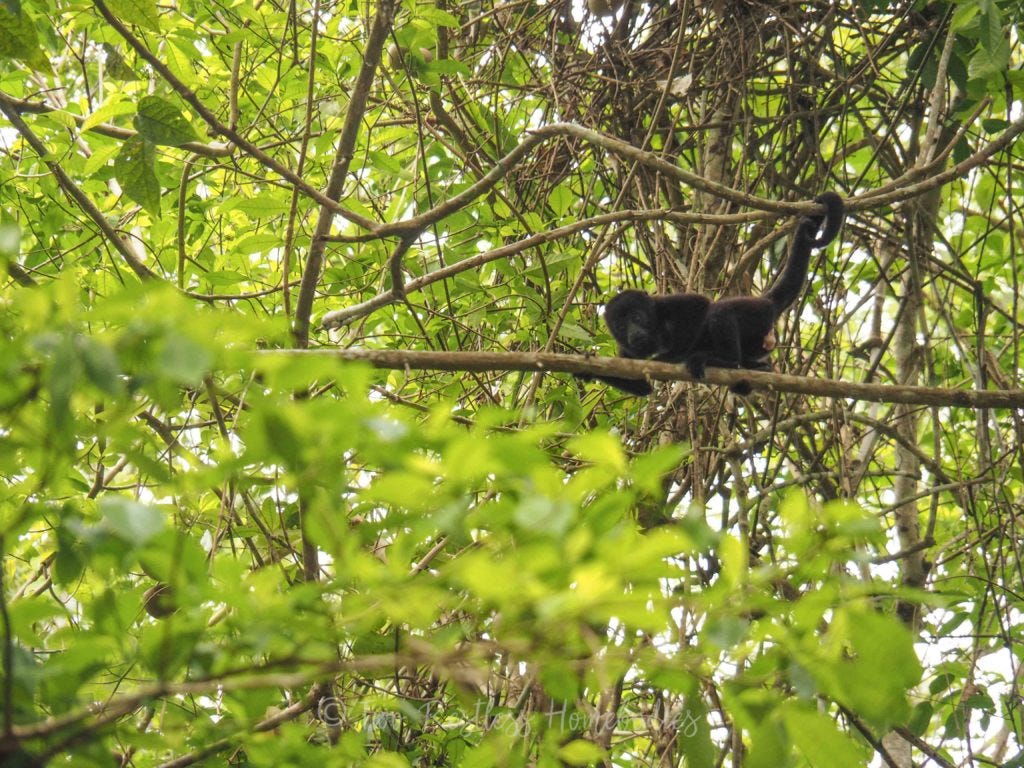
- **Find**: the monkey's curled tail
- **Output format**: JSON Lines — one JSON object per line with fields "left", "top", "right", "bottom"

{"left": 807, "top": 192, "right": 845, "bottom": 248}
{"left": 764, "top": 191, "right": 845, "bottom": 313}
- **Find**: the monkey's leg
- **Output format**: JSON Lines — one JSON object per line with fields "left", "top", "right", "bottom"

{"left": 704, "top": 312, "right": 754, "bottom": 394}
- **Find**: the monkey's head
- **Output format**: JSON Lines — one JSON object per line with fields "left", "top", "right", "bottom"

{"left": 603, "top": 290, "right": 660, "bottom": 357}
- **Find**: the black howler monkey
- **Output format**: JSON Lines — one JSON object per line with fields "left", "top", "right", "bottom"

{"left": 599, "top": 192, "right": 845, "bottom": 396}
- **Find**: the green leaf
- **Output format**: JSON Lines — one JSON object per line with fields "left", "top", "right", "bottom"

{"left": 678, "top": 690, "right": 715, "bottom": 768}
{"left": 133, "top": 95, "right": 199, "bottom": 146}
{"left": 704, "top": 615, "right": 749, "bottom": 649}
{"left": 82, "top": 98, "right": 137, "bottom": 132}
{"left": 43, "top": 635, "right": 118, "bottom": 689}
{"left": 967, "top": 36, "right": 1009, "bottom": 81}
{"left": 99, "top": 497, "right": 166, "bottom": 544}
{"left": 75, "top": 335, "right": 125, "bottom": 396}
{"left": 364, "top": 754, "right": 412, "bottom": 768}
{"left": 54, "top": 523, "right": 87, "bottom": 586}
{"left": 0, "top": 220, "right": 19, "bottom": 257}
{"left": 114, "top": 137, "right": 161, "bottom": 217}
{"left": 982, "top": 5, "right": 1005, "bottom": 57}
{"left": 256, "top": 409, "right": 304, "bottom": 467}
{"left": 82, "top": 142, "right": 121, "bottom": 176}
{"left": 567, "top": 431, "right": 626, "bottom": 473}
{"left": 157, "top": 332, "right": 211, "bottom": 384}
{"left": 908, "top": 701, "right": 933, "bottom": 736}
{"left": 417, "top": 6, "right": 460, "bottom": 27}
{"left": 539, "top": 661, "right": 580, "bottom": 700}
{"left": 782, "top": 705, "right": 868, "bottom": 767}
{"left": 949, "top": 3, "right": 979, "bottom": 33}
{"left": 825, "top": 608, "right": 922, "bottom": 727}
{"left": 9, "top": 599, "right": 64, "bottom": 645}
{"left": 0, "top": 5, "right": 50, "bottom": 71}
{"left": 104, "top": 0, "right": 160, "bottom": 32}
{"left": 101, "top": 42, "right": 139, "bottom": 80}
{"left": 514, "top": 496, "right": 574, "bottom": 538}
{"left": 226, "top": 196, "right": 293, "bottom": 218}
{"left": 746, "top": 718, "right": 789, "bottom": 768}
{"left": 41, "top": 332, "right": 78, "bottom": 445}
{"left": 138, "top": 530, "right": 208, "bottom": 583}
{"left": 368, "top": 150, "right": 405, "bottom": 175}
{"left": 428, "top": 58, "right": 472, "bottom": 77}
{"left": 547, "top": 186, "right": 575, "bottom": 217}
{"left": 630, "top": 443, "right": 686, "bottom": 495}
{"left": 717, "top": 534, "right": 747, "bottom": 588}
{"left": 557, "top": 740, "right": 606, "bottom": 766}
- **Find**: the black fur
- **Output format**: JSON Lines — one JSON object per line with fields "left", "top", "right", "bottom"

{"left": 598, "top": 192, "right": 844, "bottom": 396}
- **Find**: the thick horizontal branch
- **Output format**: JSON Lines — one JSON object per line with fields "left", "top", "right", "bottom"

{"left": 264, "top": 350, "right": 1024, "bottom": 409}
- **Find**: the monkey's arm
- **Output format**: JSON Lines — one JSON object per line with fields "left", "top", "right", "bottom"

{"left": 593, "top": 375, "right": 653, "bottom": 396}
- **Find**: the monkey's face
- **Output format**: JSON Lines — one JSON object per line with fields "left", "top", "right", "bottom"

{"left": 603, "top": 291, "right": 659, "bottom": 357}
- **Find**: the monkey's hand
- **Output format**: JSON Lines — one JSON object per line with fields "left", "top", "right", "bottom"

{"left": 729, "top": 381, "right": 753, "bottom": 397}
{"left": 685, "top": 354, "right": 707, "bottom": 380}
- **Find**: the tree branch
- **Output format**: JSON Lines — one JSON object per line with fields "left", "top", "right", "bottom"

{"left": 91, "top": 0, "right": 379, "bottom": 232}
{"left": 315, "top": 110, "right": 1024, "bottom": 328}
{"left": 262, "top": 350, "right": 1024, "bottom": 409}
{"left": 359, "top": 123, "right": 827, "bottom": 243}
{"left": 861, "top": 97, "right": 1024, "bottom": 208}
{"left": 321, "top": 208, "right": 768, "bottom": 329}
{"left": 292, "top": 0, "right": 396, "bottom": 347}
{"left": 0, "top": 101, "right": 156, "bottom": 281}
{"left": 0, "top": 90, "right": 233, "bottom": 159}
